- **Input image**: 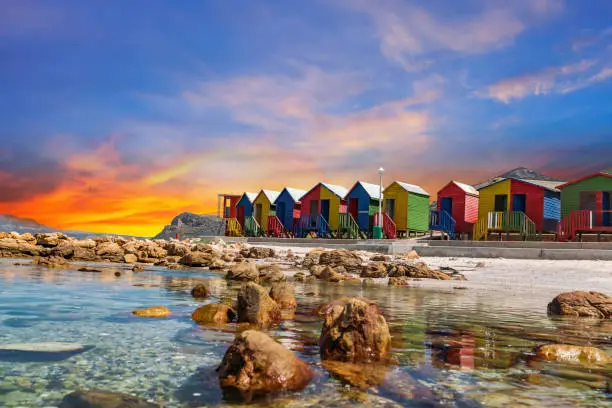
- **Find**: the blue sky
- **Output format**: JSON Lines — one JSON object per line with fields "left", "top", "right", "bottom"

{"left": 0, "top": 0, "right": 611, "bottom": 234}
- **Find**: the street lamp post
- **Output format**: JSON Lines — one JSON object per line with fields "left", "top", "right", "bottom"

{"left": 374, "top": 167, "right": 385, "bottom": 239}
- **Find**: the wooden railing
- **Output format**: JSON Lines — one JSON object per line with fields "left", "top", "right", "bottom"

{"left": 225, "top": 218, "right": 243, "bottom": 237}
{"left": 337, "top": 213, "right": 360, "bottom": 239}
{"left": 244, "top": 216, "right": 262, "bottom": 237}
{"left": 474, "top": 211, "right": 537, "bottom": 241}
{"left": 429, "top": 210, "right": 456, "bottom": 239}
{"left": 557, "top": 210, "right": 592, "bottom": 242}
{"left": 294, "top": 214, "right": 314, "bottom": 238}
{"left": 374, "top": 212, "right": 397, "bottom": 239}
{"left": 267, "top": 216, "right": 286, "bottom": 238}
{"left": 317, "top": 215, "right": 331, "bottom": 237}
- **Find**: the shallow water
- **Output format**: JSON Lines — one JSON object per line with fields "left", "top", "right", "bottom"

{"left": 0, "top": 259, "right": 610, "bottom": 407}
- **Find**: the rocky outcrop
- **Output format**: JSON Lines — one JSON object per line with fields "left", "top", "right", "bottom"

{"left": 192, "top": 304, "right": 236, "bottom": 325}
{"left": 318, "top": 249, "right": 363, "bottom": 274}
{"left": 302, "top": 248, "right": 325, "bottom": 268}
{"left": 226, "top": 262, "right": 259, "bottom": 282}
{"left": 35, "top": 232, "right": 68, "bottom": 247}
{"left": 360, "top": 262, "right": 388, "bottom": 278}
{"left": 237, "top": 282, "right": 281, "bottom": 326}
{"left": 132, "top": 306, "right": 171, "bottom": 318}
{"left": 165, "top": 241, "right": 190, "bottom": 257}
{"left": 58, "top": 390, "right": 159, "bottom": 408}
{"left": 0, "top": 238, "right": 41, "bottom": 256}
{"left": 95, "top": 242, "right": 124, "bottom": 263}
{"left": 535, "top": 344, "right": 610, "bottom": 365}
{"left": 32, "top": 255, "right": 68, "bottom": 268}
{"left": 179, "top": 251, "right": 213, "bottom": 267}
{"left": 246, "top": 247, "right": 275, "bottom": 259}
{"left": 269, "top": 282, "right": 297, "bottom": 310}
{"left": 257, "top": 264, "right": 285, "bottom": 283}
{"left": 217, "top": 330, "right": 313, "bottom": 394}
{"left": 547, "top": 291, "right": 612, "bottom": 319}
{"left": 191, "top": 284, "right": 211, "bottom": 298}
{"left": 319, "top": 298, "right": 391, "bottom": 363}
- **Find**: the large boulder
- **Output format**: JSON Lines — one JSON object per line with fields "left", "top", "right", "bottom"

{"left": 535, "top": 344, "right": 610, "bottom": 365}
{"left": 269, "top": 282, "right": 297, "bottom": 310}
{"left": 192, "top": 304, "right": 236, "bottom": 325}
{"left": 217, "top": 330, "right": 313, "bottom": 394}
{"left": 247, "top": 247, "right": 275, "bottom": 259}
{"left": 72, "top": 239, "right": 97, "bottom": 249}
{"left": 95, "top": 242, "right": 125, "bottom": 263}
{"left": 319, "top": 298, "right": 391, "bottom": 363}
{"left": 179, "top": 251, "right": 213, "bottom": 267}
{"left": 314, "top": 297, "right": 379, "bottom": 319}
{"left": 237, "top": 282, "right": 281, "bottom": 326}
{"left": 35, "top": 232, "right": 68, "bottom": 247}
{"left": 58, "top": 390, "right": 159, "bottom": 408}
{"left": 258, "top": 264, "right": 285, "bottom": 283}
{"left": 226, "top": 262, "right": 259, "bottom": 282}
{"left": 51, "top": 241, "right": 77, "bottom": 258}
{"left": 132, "top": 306, "right": 171, "bottom": 318}
{"left": 547, "top": 291, "right": 612, "bottom": 319}
{"left": 318, "top": 249, "right": 363, "bottom": 274}
{"left": 124, "top": 254, "right": 138, "bottom": 264}
{"left": 360, "top": 262, "right": 388, "bottom": 278}
{"left": 166, "top": 241, "right": 191, "bottom": 257}
{"left": 390, "top": 263, "right": 452, "bottom": 280}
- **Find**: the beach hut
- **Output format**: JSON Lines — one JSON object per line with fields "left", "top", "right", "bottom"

{"left": 218, "top": 193, "right": 242, "bottom": 236}
{"left": 557, "top": 168, "right": 612, "bottom": 241}
{"left": 236, "top": 192, "right": 258, "bottom": 236}
{"left": 344, "top": 181, "right": 381, "bottom": 238}
{"left": 430, "top": 181, "right": 479, "bottom": 239}
{"left": 382, "top": 181, "right": 430, "bottom": 238}
{"left": 473, "top": 168, "right": 564, "bottom": 240}
{"left": 252, "top": 190, "right": 281, "bottom": 237}
{"left": 297, "top": 183, "right": 348, "bottom": 237}
{"left": 273, "top": 187, "right": 307, "bottom": 237}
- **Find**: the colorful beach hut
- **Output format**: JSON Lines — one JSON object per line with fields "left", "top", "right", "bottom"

{"left": 218, "top": 193, "right": 242, "bottom": 236}
{"left": 382, "top": 181, "right": 430, "bottom": 238}
{"left": 297, "top": 183, "right": 348, "bottom": 237}
{"left": 344, "top": 181, "right": 381, "bottom": 238}
{"left": 557, "top": 168, "right": 612, "bottom": 241}
{"left": 473, "top": 168, "right": 564, "bottom": 240}
{"left": 252, "top": 190, "right": 281, "bottom": 237}
{"left": 273, "top": 187, "right": 307, "bottom": 237}
{"left": 430, "top": 181, "right": 479, "bottom": 239}
{"left": 236, "top": 192, "right": 258, "bottom": 235}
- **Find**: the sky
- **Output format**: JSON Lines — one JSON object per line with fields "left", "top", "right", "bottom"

{"left": 1, "top": 0, "right": 611, "bottom": 237}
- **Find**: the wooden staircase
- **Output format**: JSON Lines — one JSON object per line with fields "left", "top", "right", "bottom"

{"left": 429, "top": 210, "right": 456, "bottom": 239}
{"left": 557, "top": 210, "right": 592, "bottom": 242}
{"left": 244, "top": 216, "right": 262, "bottom": 237}
{"left": 337, "top": 213, "right": 360, "bottom": 239}
{"left": 224, "top": 218, "right": 243, "bottom": 237}
{"left": 473, "top": 211, "right": 537, "bottom": 241}
{"left": 267, "top": 216, "right": 288, "bottom": 238}
{"left": 374, "top": 212, "right": 397, "bottom": 239}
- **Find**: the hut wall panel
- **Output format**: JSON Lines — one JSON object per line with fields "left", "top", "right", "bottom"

{"left": 346, "top": 184, "right": 374, "bottom": 230}
{"left": 299, "top": 185, "right": 322, "bottom": 217}
{"left": 561, "top": 175, "right": 612, "bottom": 217}
{"left": 236, "top": 196, "right": 254, "bottom": 217}
{"left": 510, "top": 180, "right": 544, "bottom": 231}
{"left": 437, "top": 183, "right": 470, "bottom": 232}
{"left": 274, "top": 190, "right": 296, "bottom": 229}
{"left": 464, "top": 194, "right": 479, "bottom": 225}
{"left": 383, "top": 182, "right": 408, "bottom": 230}
{"left": 253, "top": 194, "right": 273, "bottom": 231}
{"left": 320, "top": 185, "right": 342, "bottom": 230}
{"left": 478, "top": 179, "right": 511, "bottom": 220}
{"left": 407, "top": 192, "right": 430, "bottom": 232}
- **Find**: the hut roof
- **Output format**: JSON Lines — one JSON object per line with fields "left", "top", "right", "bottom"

{"left": 242, "top": 192, "right": 258, "bottom": 204}
{"left": 278, "top": 187, "right": 307, "bottom": 203}
{"left": 258, "top": 190, "right": 281, "bottom": 203}
{"left": 347, "top": 181, "right": 381, "bottom": 200}
{"left": 394, "top": 181, "right": 430, "bottom": 197}
{"left": 477, "top": 177, "right": 564, "bottom": 192}
{"left": 557, "top": 169, "right": 612, "bottom": 189}
{"left": 321, "top": 183, "right": 349, "bottom": 198}
{"left": 451, "top": 181, "right": 479, "bottom": 195}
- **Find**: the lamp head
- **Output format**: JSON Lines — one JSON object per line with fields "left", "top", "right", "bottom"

{"left": 378, "top": 167, "right": 385, "bottom": 174}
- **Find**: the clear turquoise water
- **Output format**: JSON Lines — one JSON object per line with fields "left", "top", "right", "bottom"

{"left": 0, "top": 259, "right": 610, "bottom": 407}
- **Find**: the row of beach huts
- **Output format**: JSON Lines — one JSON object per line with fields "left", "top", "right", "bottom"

{"left": 217, "top": 167, "right": 612, "bottom": 242}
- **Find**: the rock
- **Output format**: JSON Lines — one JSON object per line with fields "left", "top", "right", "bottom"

{"left": 168, "top": 264, "right": 186, "bottom": 270}
{"left": 139, "top": 241, "right": 167, "bottom": 259}
{"left": 191, "top": 284, "right": 211, "bottom": 298}
{"left": 370, "top": 254, "right": 390, "bottom": 262}
{"left": 547, "top": 291, "right": 612, "bottom": 319}
{"left": 32, "top": 255, "right": 68, "bottom": 268}
{"left": 95, "top": 242, "right": 125, "bottom": 263}
{"left": 58, "top": 390, "right": 159, "bottom": 408}
{"left": 404, "top": 250, "right": 420, "bottom": 260}
{"left": 132, "top": 264, "right": 145, "bottom": 272}
{"left": 132, "top": 306, "right": 171, "bottom": 318}
{"left": 217, "top": 330, "right": 313, "bottom": 394}
{"left": 328, "top": 271, "right": 345, "bottom": 282}
{"left": 322, "top": 360, "right": 389, "bottom": 390}
{"left": 315, "top": 266, "right": 335, "bottom": 279}
{"left": 319, "top": 298, "right": 391, "bottom": 363}
{"left": 124, "top": 253, "right": 138, "bottom": 264}
{"left": 237, "top": 282, "right": 281, "bottom": 326}
{"left": 166, "top": 241, "right": 191, "bottom": 257}
{"left": 19, "top": 232, "right": 37, "bottom": 245}
{"left": 209, "top": 258, "right": 226, "bottom": 270}
{"left": 535, "top": 344, "right": 610, "bottom": 365}
{"left": 314, "top": 297, "right": 379, "bottom": 319}
{"left": 51, "top": 241, "right": 76, "bottom": 258}
{"left": 221, "top": 253, "right": 234, "bottom": 262}
{"left": 269, "top": 282, "right": 297, "bottom": 310}
{"left": 258, "top": 264, "right": 285, "bottom": 283}
{"left": 248, "top": 247, "right": 275, "bottom": 259}
{"left": 302, "top": 248, "right": 325, "bottom": 268}
{"left": 360, "top": 262, "right": 388, "bottom": 278}
{"left": 319, "top": 249, "right": 363, "bottom": 273}
{"left": 0, "top": 238, "right": 40, "bottom": 256}
{"left": 286, "top": 249, "right": 295, "bottom": 260}
{"left": 72, "top": 247, "right": 98, "bottom": 262}
{"left": 389, "top": 276, "right": 412, "bottom": 286}
{"left": 78, "top": 267, "right": 102, "bottom": 273}
{"left": 226, "top": 262, "right": 259, "bottom": 282}
{"left": 192, "top": 304, "right": 236, "bottom": 325}
{"left": 179, "top": 251, "right": 213, "bottom": 267}
{"left": 35, "top": 232, "right": 67, "bottom": 247}
{"left": 390, "top": 263, "right": 453, "bottom": 280}
{"left": 310, "top": 265, "right": 325, "bottom": 277}
{"left": 73, "top": 239, "right": 97, "bottom": 249}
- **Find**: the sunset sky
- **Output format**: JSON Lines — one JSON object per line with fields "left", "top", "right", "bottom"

{"left": 1, "top": 0, "right": 611, "bottom": 237}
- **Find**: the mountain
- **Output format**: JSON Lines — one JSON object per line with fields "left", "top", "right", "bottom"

{"left": 154, "top": 212, "right": 225, "bottom": 240}
{"left": 473, "top": 167, "right": 565, "bottom": 190}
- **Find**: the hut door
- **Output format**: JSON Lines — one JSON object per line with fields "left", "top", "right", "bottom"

{"left": 321, "top": 200, "right": 330, "bottom": 223}
{"left": 255, "top": 203, "right": 263, "bottom": 225}
{"left": 494, "top": 195, "right": 508, "bottom": 212}
{"left": 512, "top": 194, "right": 526, "bottom": 213}
{"left": 441, "top": 197, "right": 453, "bottom": 216}
{"left": 385, "top": 198, "right": 395, "bottom": 220}
{"left": 310, "top": 200, "right": 319, "bottom": 227}
{"left": 237, "top": 206, "right": 245, "bottom": 227}
{"left": 349, "top": 198, "right": 359, "bottom": 220}
{"left": 277, "top": 202, "right": 286, "bottom": 226}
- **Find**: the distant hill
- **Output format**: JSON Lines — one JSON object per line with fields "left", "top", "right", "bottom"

{"left": 154, "top": 212, "right": 225, "bottom": 240}
{"left": 473, "top": 167, "right": 565, "bottom": 190}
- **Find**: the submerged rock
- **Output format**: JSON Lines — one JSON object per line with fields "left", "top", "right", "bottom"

{"left": 217, "top": 330, "right": 313, "bottom": 394}
{"left": 535, "top": 344, "right": 611, "bottom": 365}
{"left": 269, "top": 282, "right": 297, "bottom": 310}
{"left": 237, "top": 282, "right": 281, "bottom": 326}
{"left": 319, "top": 298, "right": 391, "bottom": 363}
{"left": 389, "top": 276, "right": 412, "bottom": 286}
{"left": 226, "top": 262, "right": 259, "bottom": 282}
{"left": 32, "top": 255, "right": 68, "bottom": 268}
{"left": 59, "top": 390, "right": 159, "bottom": 408}
{"left": 132, "top": 306, "right": 171, "bottom": 318}
{"left": 192, "top": 304, "right": 236, "bottom": 325}
{"left": 191, "top": 284, "right": 211, "bottom": 298}
{"left": 0, "top": 342, "right": 93, "bottom": 362}
{"left": 323, "top": 360, "right": 389, "bottom": 390}
{"left": 547, "top": 291, "right": 612, "bottom": 319}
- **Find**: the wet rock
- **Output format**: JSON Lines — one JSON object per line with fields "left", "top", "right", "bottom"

{"left": 302, "top": 248, "right": 325, "bottom": 268}
{"left": 360, "top": 262, "right": 388, "bottom": 278}
{"left": 294, "top": 272, "right": 315, "bottom": 283}
{"left": 95, "top": 242, "right": 125, "bottom": 263}
{"left": 390, "top": 263, "right": 453, "bottom": 280}
{"left": 124, "top": 253, "right": 137, "bottom": 264}
{"left": 221, "top": 253, "right": 235, "bottom": 263}
{"left": 370, "top": 254, "right": 390, "bottom": 262}
{"left": 0, "top": 238, "right": 40, "bottom": 256}
{"left": 319, "top": 249, "right": 363, "bottom": 274}
{"left": 226, "top": 262, "right": 259, "bottom": 282}
{"left": 285, "top": 249, "right": 295, "bottom": 260}
{"left": 269, "top": 282, "right": 297, "bottom": 310}
{"left": 132, "top": 264, "right": 145, "bottom": 272}
{"left": 35, "top": 232, "right": 68, "bottom": 247}
{"left": 389, "top": 276, "right": 412, "bottom": 286}
{"left": 179, "top": 251, "right": 213, "bottom": 267}
{"left": 310, "top": 265, "right": 326, "bottom": 277}
{"left": 535, "top": 344, "right": 610, "bottom": 365}
{"left": 209, "top": 258, "right": 227, "bottom": 270}
{"left": 247, "top": 247, "right": 275, "bottom": 259}
{"left": 237, "top": 282, "right": 281, "bottom": 326}
{"left": 78, "top": 267, "right": 102, "bottom": 273}
{"left": 217, "top": 330, "right": 313, "bottom": 394}
{"left": 547, "top": 291, "right": 612, "bottom": 319}
{"left": 191, "top": 284, "right": 211, "bottom": 298}
{"left": 166, "top": 241, "right": 191, "bottom": 257}
{"left": 168, "top": 264, "right": 187, "bottom": 270}
{"left": 72, "top": 247, "right": 98, "bottom": 262}
{"left": 58, "top": 390, "right": 159, "bottom": 408}
{"left": 319, "top": 298, "right": 391, "bottom": 363}
{"left": 32, "top": 255, "right": 68, "bottom": 268}
{"left": 328, "top": 271, "right": 345, "bottom": 282}
{"left": 257, "top": 264, "right": 286, "bottom": 283}
{"left": 132, "top": 306, "right": 171, "bottom": 318}
{"left": 323, "top": 360, "right": 389, "bottom": 390}
{"left": 404, "top": 250, "right": 420, "bottom": 260}
{"left": 192, "top": 304, "right": 236, "bottom": 325}
{"left": 314, "top": 297, "right": 379, "bottom": 318}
